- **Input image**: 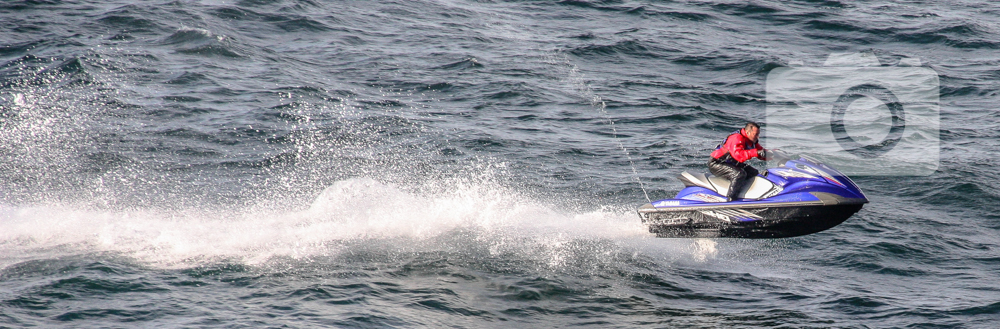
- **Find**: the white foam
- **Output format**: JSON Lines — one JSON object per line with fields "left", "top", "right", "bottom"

{"left": 690, "top": 239, "right": 719, "bottom": 262}
{"left": 0, "top": 178, "right": 658, "bottom": 269}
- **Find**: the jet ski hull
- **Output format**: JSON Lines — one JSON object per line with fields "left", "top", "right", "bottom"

{"left": 639, "top": 203, "right": 864, "bottom": 238}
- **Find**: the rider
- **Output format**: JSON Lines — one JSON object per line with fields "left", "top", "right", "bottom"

{"left": 708, "top": 122, "right": 770, "bottom": 202}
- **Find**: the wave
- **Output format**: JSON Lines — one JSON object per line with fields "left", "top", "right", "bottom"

{"left": 95, "top": 4, "right": 173, "bottom": 35}
{"left": 553, "top": 0, "right": 717, "bottom": 24}
{"left": 801, "top": 18, "right": 1000, "bottom": 49}
{"left": 569, "top": 40, "right": 666, "bottom": 59}
{"left": 274, "top": 17, "right": 332, "bottom": 32}
{"left": 97, "top": 15, "right": 160, "bottom": 33}
{"left": 165, "top": 71, "right": 214, "bottom": 86}
{"left": 0, "top": 0, "right": 67, "bottom": 11}
{"left": 161, "top": 28, "right": 219, "bottom": 46}
{"left": 1, "top": 55, "right": 94, "bottom": 88}
{"left": 433, "top": 57, "right": 484, "bottom": 71}
{"left": 0, "top": 40, "right": 44, "bottom": 57}
{"left": 916, "top": 181, "right": 1000, "bottom": 212}
{"left": 949, "top": 301, "right": 1000, "bottom": 316}
{"left": 894, "top": 22, "right": 999, "bottom": 48}
{"left": 160, "top": 27, "right": 247, "bottom": 58}
{"left": 555, "top": 0, "right": 626, "bottom": 12}
{"left": 646, "top": 10, "right": 715, "bottom": 21}
{"left": 709, "top": 2, "right": 781, "bottom": 16}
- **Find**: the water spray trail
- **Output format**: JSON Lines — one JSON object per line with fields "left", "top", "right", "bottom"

{"left": 473, "top": 11, "right": 650, "bottom": 202}
{"left": 547, "top": 53, "right": 651, "bottom": 203}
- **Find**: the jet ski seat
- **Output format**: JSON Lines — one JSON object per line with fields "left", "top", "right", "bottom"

{"left": 677, "top": 171, "right": 782, "bottom": 200}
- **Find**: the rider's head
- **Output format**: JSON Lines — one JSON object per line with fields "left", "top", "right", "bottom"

{"left": 743, "top": 122, "right": 760, "bottom": 141}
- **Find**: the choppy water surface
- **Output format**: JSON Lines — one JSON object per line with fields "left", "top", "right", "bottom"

{"left": 2, "top": 1, "right": 999, "bottom": 328}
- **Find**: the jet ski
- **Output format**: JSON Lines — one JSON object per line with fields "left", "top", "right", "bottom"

{"left": 638, "top": 154, "right": 867, "bottom": 238}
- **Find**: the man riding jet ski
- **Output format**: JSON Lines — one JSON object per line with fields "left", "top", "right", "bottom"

{"left": 709, "top": 122, "right": 770, "bottom": 202}
{"left": 638, "top": 122, "right": 868, "bottom": 238}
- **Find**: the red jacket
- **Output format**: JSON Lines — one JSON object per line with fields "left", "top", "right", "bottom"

{"left": 710, "top": 129, "right": 764, "bottom": 163}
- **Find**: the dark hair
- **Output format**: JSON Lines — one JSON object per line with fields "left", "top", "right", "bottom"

{"left": 744, "top": 122, "right": 760, "bottom": 131}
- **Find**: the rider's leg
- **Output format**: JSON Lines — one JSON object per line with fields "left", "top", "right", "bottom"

{"left": 708, "top": 159, "right": 746, "bottom": 202}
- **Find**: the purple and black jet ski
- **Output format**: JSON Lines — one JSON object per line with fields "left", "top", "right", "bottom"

{"left": 638, "top": 154, "right": 868, "bottom": 238}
